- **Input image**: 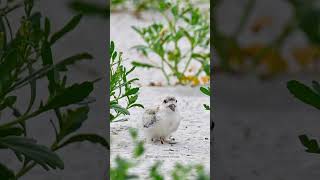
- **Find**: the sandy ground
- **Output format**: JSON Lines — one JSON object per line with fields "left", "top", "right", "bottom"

{"left": 214, "top": 74, "right": 320, "bottom": 180}
{"left": 111, "top": 86, "right": 210, "bottom": 179}
{"left": 110, "top": 7, "right": 210, "bottom": 179}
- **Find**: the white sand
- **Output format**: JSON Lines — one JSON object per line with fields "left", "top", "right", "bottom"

{"left": 110, "top": 86, "right": 210, "bottom": 179}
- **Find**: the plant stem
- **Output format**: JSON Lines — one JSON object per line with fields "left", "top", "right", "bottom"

{"left": 16, "top": 162, "right": 36, "bottom": 178}
{"left": 3, "top": 15, "right": 13, "bottom": 40}
{"left": 0, "top": 108, "right": 45, "bottom": 129}
{"left": 54, "top": 108, "right": 63, "bottom": 129}
{"left": 160, "top": 56, "right": 170, "bottom": 85}
{"left": 182, "top": 47, "right": 194, "bottom": 74}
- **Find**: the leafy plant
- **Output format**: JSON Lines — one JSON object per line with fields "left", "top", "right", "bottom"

{"left": 131, "top": 0, "right": 210, "bottom": 85}
{"left": 287, "top": 80, "right": 320, "bottom": 154}
{"left": 110, "top": 128, "right": 144, "bottom": 179}
{"left": 110, "top": 128, "right": 209, "bottom": 180}
{"left": 0, "top": 0, "right": 109, "bottom": 178}
{"left": 109, "top": 41, "right": 144, "bottom": 122}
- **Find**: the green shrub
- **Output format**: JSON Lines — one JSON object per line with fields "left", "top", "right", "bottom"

{"left": 109, "top": 41, "right": 144, "bottom": 122}
{"left": 132, "top": 0, "right": 210, "bottom": 85}
{"left": 0, "top": 0, "right": 109, "bottom": 178}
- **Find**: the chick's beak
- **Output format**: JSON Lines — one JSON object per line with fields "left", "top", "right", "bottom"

{"left": 168, "top": 104, "right": 176, "bottom": 111}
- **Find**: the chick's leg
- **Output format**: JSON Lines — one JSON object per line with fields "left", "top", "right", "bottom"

{"left": 160, "top": 137, "right": 165, "bottom": 144}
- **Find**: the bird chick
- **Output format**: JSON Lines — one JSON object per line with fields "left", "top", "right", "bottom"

{"left": 141, "top": 96, "right": 181, "bottom": 144}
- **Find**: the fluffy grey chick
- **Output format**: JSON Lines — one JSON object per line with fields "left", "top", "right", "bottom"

{"left": 142, "top": 96, "right": 181, "bottom": 144}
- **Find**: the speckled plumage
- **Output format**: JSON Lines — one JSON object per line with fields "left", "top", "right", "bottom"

{"left": 141, "top": 96, "right": 181, "bottom": 144}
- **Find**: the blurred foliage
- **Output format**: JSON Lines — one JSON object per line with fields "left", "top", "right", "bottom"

{"left": 110, "top": 0, "right": 209, "bottom": 18}
{"left": 0, "top": 0, "right": 109, "bottom": 179}
{"left": 213, "top": 0, "right": 320, "bottom": 78}
{"left": 287, "top": 80, "right": 320, "bottom": 154}
{"left": 109, "top": 41, "right": 144, "bottom": 122}
{"left": 286, "top": 0, "right": 320, "bottom": 154}
{"left": 132, "top": 0, "right": 210, "bottom": 86}
{"left": 68, "top": 0, "right": 108, "bottom": 18}
{"left": 110, "top": 128, "right": 210, "bottom": 180}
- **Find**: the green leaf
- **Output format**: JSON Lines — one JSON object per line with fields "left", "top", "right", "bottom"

{"left": 110, "top": 113, "right": 115, "bottom": 122}
{"left": 132, "top": 61, "right": 156, "bottom": 68}
{"left": 0, "top": 163, "right": 15, "bottom": 180}
{"left": 158, "top": 0, "right": 170, "bottom": 11}
{"left": 5, "top": 96, "right": 16, "bottom": 107}
{"left": 45, "top": 81, "right": 94, "bottom": 110}
{"left": 180, "top": 27, "right": 194, "bottom": 47}
{"left": 128, "top": 104, "right": 144, "bottom": 109}
{"left": 44, "top": 17, "right": 51, "bottom": 39}
{"left": 131, "top": 45, "right": 149, "bottom": 56}
{"left": 129, "top": 128, "right": 138, "bottom": 139}
{"left": 312, "top": 81, "right": 320, "bottom": 95}
{"left": 41, "top": 41, "right": 56, "bottom": 94}
{"left": 110, "top": 41, "right": 115, "bottom": 56}
{"left": 124, "top": 88, "right": 139, "bottom": 97}
{"left": 203, "top": 104, "right": 210, "bottom": 110}
{"left": 133, "top": 141, "right": 144, "bottom": 158}
{"left": 149, "top": 162, "right": 164, "bottom": 180}
{"left": 110, "top": 104, "right": 130, "bottom": 115}
{"left": 57, "top": 134, "right": 109, "bottom": 150}
{"left": 191, "top": 53, "right": 209, "bottom": 62}
{"left": 0, "top": 96, "right": 17, "bottom": 111}
{"left": 299, "top": 134, "right": 320, "bottom": 153}
{"left": 50, "top": 14, "right": 82, "bottom": 45}
{"left": 288, "top": 0, "right": 320, "bottom": 44}
{"left": 171, "top": 5, "right": 179, "bottom": 17}
{"left": 0, "top": 127, "right": 23, "bottom": 137}
{"left": 287, "top": 80, "right": 320, "bottom": 110}
{"left": 0, "top": 136, "right": 64, "bottom": 170}
{"left": 297, "top": 9, "right": 320, "bottom": 44}
{"left": 0, "top": 18, "right": 7, "bottom": 49}
{"left": 0, "top": 49, "right": 18, "bottom": 95}
{"left": 57, "top": 106, "right": 89, "bottom": 141}
{"left": 68, "top": 1, "right": 107, "bottom": 18}
{"left": 131, "top": 26, "right": 143, "bottom": 36}
{"left": 25, "top": 64, "right": 37, "bottom": 114}
{"left": 112, "top": 51, "right": 117, "bottom": 61}
{"left": 203, "top": 63, "right": 210, "bottom": 76}
{"left": 200, "top": 87, "right": 210, "bottom": 96}
{"left": 41, "top": 41, "right": 54, "bottom": 65}
{"left": 56, "top": 53, "right": 93, "bottom": 71}
{"left": 126, "top": 67, "right": 136, "bottom": 76}
{"left": 111, "top": 156, "right": 135, "bottom": 180}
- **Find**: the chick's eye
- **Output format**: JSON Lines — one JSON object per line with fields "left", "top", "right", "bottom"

{"left": 176, "top": 100, "right": 177, "bottom": 103}
{"left": 164, "top": 100, "right": 167, "bottom": 103}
